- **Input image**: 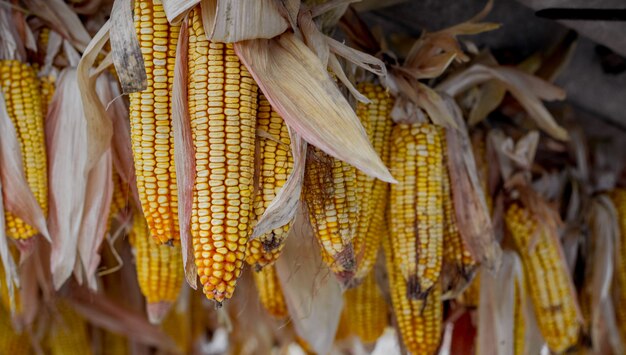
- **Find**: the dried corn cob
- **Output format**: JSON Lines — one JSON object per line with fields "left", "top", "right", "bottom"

{"left": 245, "top": 94, "right": 293, "bottom": 270}
{"left": 383, "top": 231, "right": 442, "bottom": 354}
{"left": 304, "top": 146, "right": 358, "bottom": 284}
{"left": 352, "top": 83, "right": 393, "bottom": 282}
{"left": 188, "top": 9, "right": 258, "bottom": 303}
{"left": 129, "top": 214, "right": 183, "bottom": 322}
{"left": 0, "top": 60, "right": 48, "bottom": 240}
{"left": 129, "top": 0, "right": 180, "bottom": 244}
{"left": 610, "top": 188, "right": 626, "bottom": 345}
{"left": 252, "top": 265, "right": 288, "bottom": 319}
{"left": 0, "top": 306, "right": 30, "bottom": 354}
{"left": 505, "top": 202, "right": 580, "bottom": 353}
{"left": 389, "top": 123, "right": 444, "bottom": 298}
{"left": 342, "top": 269, "right": 388, "bottom": 343}
{"left": 48, "top": 302, "right": 92, "bottom": 355}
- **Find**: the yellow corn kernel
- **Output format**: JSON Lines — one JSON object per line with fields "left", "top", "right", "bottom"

{"left": 303, "top": 145, "right": 358, "bottom": 284}
{"left": 342, "top": 269, "right": 388, "bottom": 343}
{"left": 252, "top": 265, "right": 288, "bottom": 319}
{"left": 129, "top": 0, "right": 180, "bottom": 244}
{"left": 188, "top": 9, "right": 258, "bottom": 304}
{"left": 352, "top": 83, "right": 393, "bottom": 282}
{"left": 245, "top": 94, "right": 293, "bottom": 269}
{"left": 129, "top": 214, "right": 183, "bottom": 316}
{"left": 47, "top": 302, "right": 92, "bottom": 355}
{"left": 0, "top": 305, "right": 31, "bottom": 354}
{"left": 383, "top": 232, "right": 442, "bottom": 354}
{"left": 505, "top": 202, "right": 580, "bottom": 353}
{"left": 161, "top": 302, "right": 192, "bottom": 354}
{"left": 0, "top": 60, "right": 48, "bottom": 240}
{"left": 108, "top": 172, "right": 130, "bottom": 227}
{"left": 389, "top": 123, "right": 444, "bottom": 298}
{"left": 610, "top": 188, "right": 626, "bottom": 345}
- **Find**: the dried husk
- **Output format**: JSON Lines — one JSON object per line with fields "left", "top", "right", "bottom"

{"left": 0, "top": 179, "right": 18, "bottom": 314}
{"left": 0, "top": 7, "right": 25, "bottom": 61}
{"left": 110, "top": 0, "right": 147, "bottom": 93}
{"left": 162, "top": 0, "right": 201, "bottom": 24}
{"left": 21, "top": 0, "right": 91, "bottom": 51}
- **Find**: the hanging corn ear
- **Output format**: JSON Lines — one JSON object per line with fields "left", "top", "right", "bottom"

{"left": 441, "top": 127, "right": 477, "bottom": 293}
{"left": 161, "top": 300, "right": 192, "bottom": 354}
{"left": 245, "top": 94, "right": 294, "bottom": 270}
{"left": 0, "top": 60, "right": 48, "bottom": 240}
{"left": 129, "top": 214, "right": 183, "bottom": 323}
{"left": 342, "top": 268, "right": 388, "bottom": 343}
{"left": 129, "top": 0, "right": 180, "bottom": 244}
{"left": 383, "top": 232, "right": 442, "bottom": 354}
{"left": 505, "top": 203, "right": 580, "bottom": 353}
{"left": 352, "top": 83, "right": 393, "bottom": 282}
{"left": 389, "top": 123, "right": 444, "bottom": 298}
{"left": 0, "top": 306, "right": 31, "bottom": 353}
{"left": 252, "top": 265, "right": 288, "bottom": 319}
{"left": 303, "top": 145, "right": 358, "bottom": 284}
{"left": 188, "top": 8, "right": 258, "bottom": 303}
{"left": 47, "top": 302, "right": 93, "bottom": 355}
{"left": 610, "top": 188, "right": 626, "bottom": 345}
{"left": 40, "top": 74, "right": 55, "bottom": 118}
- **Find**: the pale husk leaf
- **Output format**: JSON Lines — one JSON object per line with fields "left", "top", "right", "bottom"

{"left": 445, "top": 96, "right": 501, "bottom": 271}
{"left": 162, "top": 0, "right": 200, "bottom": 24}
{"left": 0, "top": 92, "right": 50, "bottom": 241}
{"left": 275, "top": 210, "right": 343, "bottom": 355}
{"left": 200, "top": 0, "right": 288, "bottom": 43}
{"left": 42, "top": 30, "right": 64, "bottom": 76}
{"left": 171, "top": 18, "right": 197, "bottom": 288}
{"left": 110, "top": 0, "right": 148, "bottom": 93}
{"left": 251, "top": 129, "right": 306, "bottom": 239}
{"left": 21, "top": 0, "right": 91, "bottom": 51}
{"left": 0, "top": 179, "right": 18, "bottom": 313}
{"left": 234, "top": 33, "right": 395, "bottom": 183}
{"left": 0, "top": 7, "right": 24, "bottom": 61}
{"left": 468, "top": 79, "right": 506, "bottom": 126}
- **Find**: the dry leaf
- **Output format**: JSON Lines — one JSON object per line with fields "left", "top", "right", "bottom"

{"left": 110, "top": 0, "right": 148, "bottom": 93}
{"left": 162, "top": 0, "right": 201, "bottom": 24}
{"left": 21, "top": 0, "right": 91, "bottom": 51}
{"left": 0, "top": 7, "right": 24, "bottom": 61}
{"left": 0, "top": 179, "right": 19, "bottom": 314}
{"left": 468, "top": 80, "right": 506, "bottom": 125}
{"left": 235, "top": 33, "right": 395, "bottom": 183}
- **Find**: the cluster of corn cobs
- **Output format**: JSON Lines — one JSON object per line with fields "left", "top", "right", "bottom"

{"left": 1, "top": 0, "right": 626, "bottom": 354}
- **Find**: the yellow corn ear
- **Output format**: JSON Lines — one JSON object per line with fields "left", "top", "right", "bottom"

{"left": 252, "top": 265, "right": 288, "bottom": 319}
{"left": 389, "top": 123, "right": 444, "bottom": 298}
{"left": 0, "top": 306, "right": 31, "bottom": 354}
{"left": 245, "top": 94, "right": 293, "bottom": 270}
{"left": 383, "top": 231, "right": 442, "bottom": 354}
{"left": 610, "top": 188, "right": 626, "bottom": 345}
{"left": 304, "top": 145, "right": 358, "bottom": 284}
{"left": 188, "top": 9, "right": 258, "bottom": 303}
{"left": 161, "top": 303, "right": 192, "bottom": 354}
{"left": 129, "top": 0, "right": 180, "bottom": 244}
{"left": 352, "top": 83, "right": 393, "bottom": 282}
{"left": 342, "top": 269, "right": 388, "bottom": 343}
{"left": 108, "top": 173, "right": 129, "bottom": 227}
{"left": 0, "top": 60, "right": 48, "bottom": 240}
{"left": 505, "top": 202, "right": 580, "bottom": 353}
{"left": 48, "top": 302, "right": 92, "bottom": 355}
{"left": 129, "top": 214, "right": 183, "bottom": 312}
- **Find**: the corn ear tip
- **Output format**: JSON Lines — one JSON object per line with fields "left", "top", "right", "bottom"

{"left": 147, "top": 301, "right": 173, "bottom": 324}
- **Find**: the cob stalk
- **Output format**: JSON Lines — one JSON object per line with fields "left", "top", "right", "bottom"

{"left": 252, "top": 265, "right": 288, "bottom": 319}
{"left": 342, "top": 269, "right": 388, "bottom": 343}
{"left": 188, "top": 8, "right": 258, "bottom": 303}
{"left": 129, "top": 0, "right": 180, "bottom": 244}
{"left": 505, "top": 202, "right": 580, "bottom": 353}
{"left": 0, "top": 60, "right": 48, "bottom": 240}
{"left": 389, "top": 123, "right": 444, "bottom": 298}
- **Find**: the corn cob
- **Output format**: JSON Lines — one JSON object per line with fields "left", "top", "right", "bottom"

{"left": 352, "top": 83, "right": 393, "bottom": 282}
{"left": 610, "top": 188, "right": 626, "bottom": 345}
{"left": 0, "top": 60, "right": 48, "bottom": 240}
{"left": 441, "top": 127, "right": 477, "bottom": 281}
{"left": 252, "top": 265, "right": 288, "bottom": 319}
{"left": 389, "top": 123, "right": 444, "bottom": 298}
{"left": 342, "top": 269, "right": 388, "bottom": 343}
{"left": 304, "top": 145, "right": 358, "bottom": 284}
{"left": 0, "top": 306, "right": 31, "bottom": 354}
{"left": 505, "top": 202, "right": 580, "bottom": 353}
{"left": 161, "top": 305, "right": 191, "bottom": 354}
{"left": 129, "top": 213, "right": 183, "bottom": 319}
{"left": 108, "top": 172, "right": 129, "bottom": 227}
{"left": 48, "top": 302, "right": 92, "bottom": 355}
{"left": 129, "top": 0, "right": 180, "bottom": 244}
{"left": 245, "top": 94, "right": 293, "bottom": 270}
{"left": 188, "top": 9, "right": 258, "bottom": 303}
{"left": 39, "top": 74, "right": 55, "bottom": 118}
{"left": 383, "top": 230, "right": 442, "bottom": 354}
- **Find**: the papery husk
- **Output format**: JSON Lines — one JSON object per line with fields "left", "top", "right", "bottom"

{"left": 0, "top": 93, "right": 50, "bottom": 242}
{"left": 0, "top": 7, "right": 24, "bottom": 61}
{"left": 445, "top": 96, "right": 501, "bottom": 272}
{"left": 200, "top": 0, "right": 289, "bottom": 43}
{"left": 275, "top": 210, "right": 343, "bottom": 355}
{"left": 162, "top": 0, "right": 200, "bottom": 24}
{"left": 0, "top": 179, "right": 18, "bottom": 314}
{"left": 170, "top": 18, "right": 196, "bottom": 288}
{"left": 21, "top": 0, "right": 91, "bottom": 51}
{"left": 476, "top": 250, "right": 524, "bottom": 355}
{"left": 235, "top": 33, "right": 395, "bottom": 183}
{"left": 588, "top": 196, "right": 624, "bottom": 354}
{"left": 437, "top": 64, "right": 568, "bottom": 141}
{"left": 110, "top": 0, "right": 147, "bottom": 93}
{"left": 467, "top": 80, "right": 506, "bottom": 126}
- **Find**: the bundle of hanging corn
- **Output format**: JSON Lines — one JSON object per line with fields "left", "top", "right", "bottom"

{"left": 0, "top": 0, "right": 624, "bottom": 353}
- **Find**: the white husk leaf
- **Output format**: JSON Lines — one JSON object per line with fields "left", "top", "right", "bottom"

{"left": 162, "top": 0, "right": 200, "bottom": 24}
{"left": 110, "top": 0, "right": 148, "bottom": 93}
{"left": 21, "top": 0, "right": 91, "bottom": 51}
